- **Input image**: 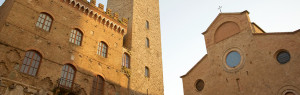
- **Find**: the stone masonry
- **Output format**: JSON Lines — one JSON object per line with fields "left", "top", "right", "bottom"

{"left": 181, "top": 11, "right": 300, "bottom": 95}
{"left": 107, "top": 0, "right": 164, "bottom": 95}
{"left": 0, "top": 0, "right": 163, "bottom": 95}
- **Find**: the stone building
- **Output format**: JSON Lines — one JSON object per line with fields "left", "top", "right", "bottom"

{"left": 0, "top": 0, "right": 163, "bottom": 95}
{"left": 181, "top": 11, "right": 300, "bottom": 95}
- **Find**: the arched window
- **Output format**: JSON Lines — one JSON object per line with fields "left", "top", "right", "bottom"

{"left": 145, "top": 66, "right": 149, "bottom": 77}
{"left": 146, "top": 20, "right": 149, "bottom": 29}
{"left": 69, "top": 29, "right": 83, "bottom": 46}
{"left": 146, "top": 38, "right": 150, "bottom": 48}
{"left": 20, "top": 50, "right": 42, "bottom": 76}
{"left": 59, "top": 64, "right": 76, "bottom": 88}
{"left": 122, "top": 53, "right": 130, "bottom": 68}
{"left": 36, "top": 13, "right": 53, "bottom": 32}
{"left": 91, "top": 75, "right": 105, "bottom": 95}
{"left": 97, "top": 41, "right": 108, "bottom": 58}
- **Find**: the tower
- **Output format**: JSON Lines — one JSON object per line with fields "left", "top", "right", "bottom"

{"left": 107, "top": 0, "right": 164, "bottom": 95}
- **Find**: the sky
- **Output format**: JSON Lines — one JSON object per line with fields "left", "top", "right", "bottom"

{"left": 1, "top": 0, "right": 300, "bottom": 95}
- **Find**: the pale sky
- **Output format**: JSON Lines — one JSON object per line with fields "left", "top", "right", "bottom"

{"left": 1, "top": 0, "right": 300, "bottom": 95}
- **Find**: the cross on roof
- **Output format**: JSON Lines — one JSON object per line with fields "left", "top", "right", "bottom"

{"left": 218, "top": 6, "right": 222, "bottom": 13}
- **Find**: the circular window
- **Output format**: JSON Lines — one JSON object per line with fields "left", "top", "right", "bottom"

{"left": 285, "top": 92, "right": 296, "bottom": 95}
{"left": 195, "top": 79, "right": 204, "bottom": 91}
{"left": 278, "top": 86, "right": 299, "bottom": 95}
{"left": 226, "top": 51, "right": 241, "bottom": 68}
{"left": 277, "top": 51, "right": 290, "bottom": 64}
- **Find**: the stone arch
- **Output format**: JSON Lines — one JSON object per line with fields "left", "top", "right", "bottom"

{"left": 113, "top": 25, "right": 117, "bottom": 31}
{"left": 63, "top": 63, "right": 77, "bottom": 71}
{"left": 25, "top": 47, "right": 45, "bottom": 57}
{"left": 93, "top": 73, "right": 106, "bottom": 81}
{"left": 106, "top": 20, "right": 110, "bottom": 27}
{"left": 98, "top": 16, "right": 102, "bottom": 22}
{"left": 85, "top": 8, "right": 89, "bottom": 15}
{"left": 214, "top": 21, "right": 240, "bottom": 43}
{"left": 91, "top": 75, "right": 105, "bottom": 95}
{"left": 75, "top": 3, "right": 80, "bottom": 9}
{"left": 80, "top": 6, "right": 85, "bottom": 11}
{"left": 39, "top": 12, "right": 55, "bottom": 20}
{"left": 117, "top": 27, "right": 121, "bottom": 32}
{"left": 89, "top": 11, "right": 94, "bottom": 18}
{"left": 110, "top": 23, "right": 114, "bottom": 29}
{"left": 93, "top": 13, "right": 98, "bottom": 20}
{"left": 121, "top": 29, "right": 125, "bottom": 35}
{"left": 70, "top": 0, "right": 75, "bottom": 7}
{"left": 102, "top": 18, "right": 106, "bottom": 25}
{"left": 100, "top": 41, "right": 110, "bottom": 48}
{"left": 72, "top": 27, "right": 86, "bottom": 34}
{"left": 66, "top": 0, "right": 71, "bottom": 4}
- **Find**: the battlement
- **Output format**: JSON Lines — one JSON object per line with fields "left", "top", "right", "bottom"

{"left": 61, "top": 0, "right": 128, "bottom": 35}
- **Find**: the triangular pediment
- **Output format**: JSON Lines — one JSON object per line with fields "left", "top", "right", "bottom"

{"left": 202, "top": 11, "right": 252, "bottom": 47}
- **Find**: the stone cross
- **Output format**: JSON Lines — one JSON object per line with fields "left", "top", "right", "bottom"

{"left": 218, "top": 6, "right": 222, "bottom": 13}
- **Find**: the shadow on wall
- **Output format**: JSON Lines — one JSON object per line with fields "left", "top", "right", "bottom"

{"left": 0, "top": 41, "right": 149, "bottom": 95}
{"left": 0, "top": 0, "right": 146, "bottom": 95}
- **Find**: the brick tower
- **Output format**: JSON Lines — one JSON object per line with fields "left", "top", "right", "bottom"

{"left": 107, "top": 0, "right": 164, "bottom": 95}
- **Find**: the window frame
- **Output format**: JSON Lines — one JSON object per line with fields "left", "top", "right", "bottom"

{"left": 36, "top": 12, "right": 53, "bottom": 32}
{"left": 69, "top": 29, "right": 83, "bottom": 46}
{"left": 20, "top": 50, "right": 42, "bottom": 76}
{"left": 91, "top": 75, "right": 105, "bottom": 95}
{"left": 59, "top": 64, "right": 76, "bottom": 89}
{"left": 97, "top": 41, "right": 108, "bottom": 58}
{"left": 222, "top": 48, "right": 245, "bottom": 72}
{"left": 195, "top": 79, "right": 205, "bottom": 92}
{"left": 122, "top": 53, "right": 130, "bottom": 68}
{"left": 225, "top": 51, "right": 241, "bottom": 68}
{"left": 276, "top": 50, "right": 291, "bottom": 64}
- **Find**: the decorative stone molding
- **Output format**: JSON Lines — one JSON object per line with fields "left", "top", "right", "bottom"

{"left": 61, "top": 0, "right": 127, "bottom": 35}
{"left": 222, "top": 47, "right": 245, "bottom": 73}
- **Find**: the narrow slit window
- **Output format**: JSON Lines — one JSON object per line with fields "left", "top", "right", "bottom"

{"left": 122, "top": 53, "right": 130, "bottom": 68}
{"left": 146, "top": 20, "right": 149, "bottom": 29}
{"left": 145, "top": 67, "right": 149, "bottom": 77}
{"left": 146, "top": 38, "right": 150, "bottom": 48}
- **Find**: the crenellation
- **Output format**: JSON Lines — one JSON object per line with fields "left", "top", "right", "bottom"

{"left": 61, "top": 0, "right": 127, "bottom": 35}
{"left": 106, "top": 8, "right": 112, "bottom": 16}
{"left": 90, "top": 0, "right": 96, "bottom": 6}
{"left": 113, "top": 13, "right": 119, "bottom": 20}
{"left": 98, "top": 3, "right": 104, "bottom": 11}
{"left": 0, "top": 0, "right": 161, "bottom": 94}
{"left": 122, "top": 18, "right": 128, "bottom": 25}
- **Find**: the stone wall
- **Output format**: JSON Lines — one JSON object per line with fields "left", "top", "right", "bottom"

{"left": 108, "top": 0, "right": 164, "bottom": 95}
{"left": 181, "top": 11, "right": 300, "bottom": 95}
{"left": 0, "top": 0, "right": 133, "bottom": 94}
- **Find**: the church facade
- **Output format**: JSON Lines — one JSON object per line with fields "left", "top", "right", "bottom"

{"left": 181, "top": 11, "right": 300, "bottom": 95}
{"left": 0, "top": 0, "right": 163, "bottom": 95}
